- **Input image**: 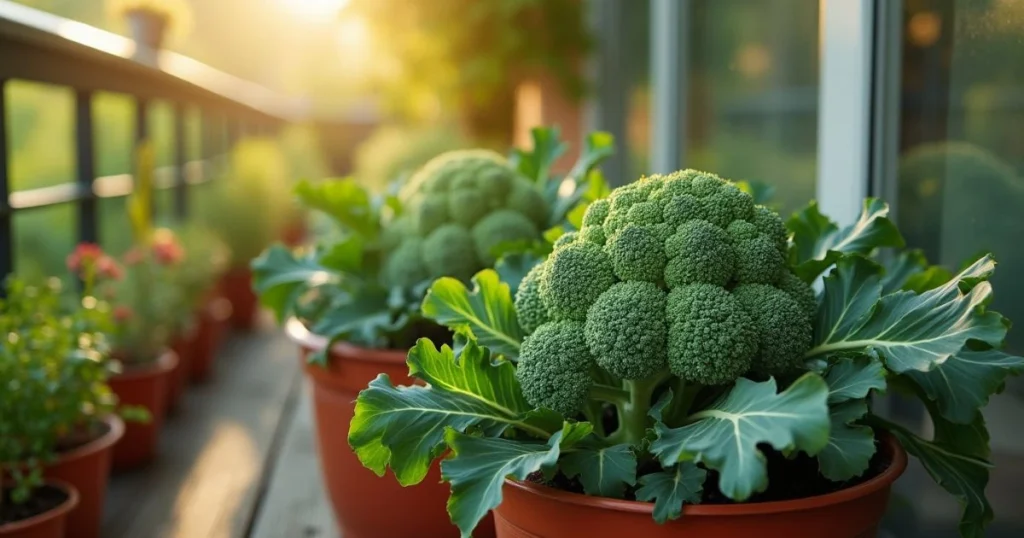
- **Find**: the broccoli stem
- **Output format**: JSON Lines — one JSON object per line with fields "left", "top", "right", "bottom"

{"left": 589, "top": 383, "right": 631, "bottom": 405}
{"left": 605, "top": 370, "right": 671, "bottom": 446}
{"left": 662, "top": 378, "right": 703, "bottom": 428}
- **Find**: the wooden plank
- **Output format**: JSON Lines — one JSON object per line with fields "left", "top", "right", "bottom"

{"left": 102, "top": 321, "right": 302, "bottom": 538}
{"left": 249, "top": 381, "right": 339, "bottom": 538}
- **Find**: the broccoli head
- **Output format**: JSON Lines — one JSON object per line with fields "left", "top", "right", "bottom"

{"left": 515, "top": 170, "right": 814, "bottom": 415}
{"left": 381, "top": 150, "right": 549, "bottom": 288}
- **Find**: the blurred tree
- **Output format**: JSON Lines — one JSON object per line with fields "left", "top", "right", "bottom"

{"left": 345, "top": 0, "right": 590, "bottom": 144}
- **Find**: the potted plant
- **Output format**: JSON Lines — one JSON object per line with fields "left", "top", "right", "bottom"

{"left": 175, "top": 224, "right": 232, "bottom": 383}
{"left": 201, "top": 137, "right": 295, "bottom": 331}
{"left": 107, "top": 0, "right": 193, "bottom": 52}
{"left": 252, "top": 127, "right": 613, "bottom": 538}
{"left": 347, "top": 169, "right": 1024, "bottom": 538}
{"left": 0, "top": 277, "right": 119, "bottom": 538}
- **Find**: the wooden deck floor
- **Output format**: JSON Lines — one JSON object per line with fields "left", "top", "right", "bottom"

{"left": 101, "top": 319, "right": 337, "bottom": 538}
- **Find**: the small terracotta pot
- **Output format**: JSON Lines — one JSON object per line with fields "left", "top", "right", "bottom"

{"left": 166, "top": 329, "right": 196, "bottom": 411}
{"left": 108, "top": 350, "right": 178, "bottom": 470}
{"left": 190, "top": 296, "right": 232, "bottom": 383}
{"left": 494, "top": 434, "right": 908, "bottom": 538}
{"left": 221, "top": 268, "right": 258, "bottom": 331}
{"left": 281, "top": 218, "right": 307, "bottom": 247}
{"left": 0, "top": 481, "right": 78, "bottom": 538}
{"left": 286, "top": 319, "right": 495, "bottom": 538}
{"left": 44, "top": 416, "right": 124, "bottom": 538}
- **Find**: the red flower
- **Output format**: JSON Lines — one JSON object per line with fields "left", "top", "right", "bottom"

{"left": 113, "top": 305, "right": 133, "bottom": 322}
{"left": 123, "top": 247, "right": 145, "bottom": 266}
{"left": 152, "top": 230, "right": 185, "bottom": 265}
{"left": 96, "top": 256, "right": 123, "bottom": 280}
{"left": 66, "top": 243, "right": 104, "bottom": 273}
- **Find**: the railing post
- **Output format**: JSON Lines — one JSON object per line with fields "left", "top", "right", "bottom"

{"left": 0, "top": 79, "right": 11, "bottom": 278}
{"left": 76, "top": 90, "right": 98, "bottom": 244}
{"left": 202, "top": 109, "right": 220, "bottom": 181}
{"left": 173, "top": 102, "right": 187, "bottom": 218}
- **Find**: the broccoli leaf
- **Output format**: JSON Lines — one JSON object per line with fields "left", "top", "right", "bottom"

{"left": 807, "top": 255, "right": 1008, "bottom": 373}
{"left": 547, "top": 132, "right": 615, "bottom": 227}
{"left": 818, "top": 399, "right": 876, "bottom": 481}
{"left": 736, "top": 179, "right": 775, "bottom": 206}
{"left": 442, "top": 426, "right": 578, "bottom": 538}
{"left": 421, "top": 270, "right": 524, "bottom": 361}
{"left": 250, "top": 244, "right": 340, "bottom": 322}
{"left": 876, "top": 414, "right": 993, "bottom": 538}
{"left": 309, "top": 285, "right": 400, "bottom": 362}
{"left": 510, "top": 126, "right": 568, "bottom": 186}
{"left": 634, "top": 463, "right": 707, "bottom": 524}
{"left": 650, "top": 374, "right": 830, "bottom": 501}
{"left": 294, "top": 178, "right": 379, "bottom": 239}
{"left": 823, "top": 356, "right": 887, "bottom": 404}
{"left": 495, "top": 251, "right": 545, "bottom": 295}
{"left": 880, "top": 249, "right": 952, "bottom": 295}
{"left": 903, "top": 348, "right": 1024, "bottom": 424}
{"left": 560, "top": 443, "right": 637, "bottom": 498}
{"left": 348, "top": 339, "right": 559, "bottom": 486}
{"left": 788, "top": 199, "right": 904, "bottom": 282}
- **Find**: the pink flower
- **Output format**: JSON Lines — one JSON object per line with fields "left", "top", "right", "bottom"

{"left": 96, "top": 256, "right": 123, "bottom": 281}
{"left": 152, "top": 231, "right": 185, "bottom": 265}
{"left": 66, "top": 243, "right": 104, "bottom": 273}
{"left": 113, "top": 306, "right": 133, "bottom": 322}
{"left": 123, "top": 247, "right": 145, "bottom": 266}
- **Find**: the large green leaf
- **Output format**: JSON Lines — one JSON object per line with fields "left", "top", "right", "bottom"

{"left": 807, "top": 255, "right": 1008, "bottom": 373}
{"left": 250, "top": 245, "right": 339, "bottom": 322}
{"left": 904, "top": 348, "right": 1024, "bottom": 424}
{"left": 560, "top": 443, "right": 637, "bottom": 498}
{"left": 880, "top": 249, "right": 952, "bottom": 295}
{"left": 442, "top": 425, "right": 585, "bottom": 538}
{"left": 421, "top": 270, "right": 524, "bottom": 361}
{"left": 308, "top": 285, "right": 399, "bottom": 358}
{"left": 650, "top": 374, "right": 830, "bottom": 500}
{"left": 878, "top": 415, "right": 993, "bottom": 538}
{"left": 634, "top": 463, "right": 707, "bottom": 524}
{"left": 348, "top": 339, "right": 556, "bottom": 486}
{"left": 824, "top": 356, "right": 887, "bottom": 404}
{"left": 509, "top": 126, "right": 567, "bottom": 186}
{"left": 294, "top": 178, "right": 379, "bottom": 239}
{"left": 818, "top": 399, "right": 876, "bottom": 481}
{"left": 788, "top": 199, "right": 904, "bottom": 282}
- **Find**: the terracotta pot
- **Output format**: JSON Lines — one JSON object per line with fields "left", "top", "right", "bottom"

{"left": 190, "top": 296, "right": 232, "bottom": 383}
{"left": 221, "top": 268, "right": 258, "bottom": 331}
{"left": 44, "top": 416, "right": 124, "bottom": 538}
{"left": 494, "top": 434, "right": 908, "bottom": 538}
{"left": 286, "top": 319, "right": 494, "bottom": 538}
{"left": 166, "top": 329, "right": 196, "bottom": 411}
{"left": 108, "top": 350, "right": 178, "bottom": 470}
{"left": 0, "top": 481, "right": 78, "bottom": 538}
{"left": 281, "top": 218, "right": 307, "bottom": 247}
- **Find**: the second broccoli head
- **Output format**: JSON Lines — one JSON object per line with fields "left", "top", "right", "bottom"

{"left": 381, "top": 150, "right": 549, "bottom": 288}
{"left": 514, "top": 170, "right": 815, "bottom": 416}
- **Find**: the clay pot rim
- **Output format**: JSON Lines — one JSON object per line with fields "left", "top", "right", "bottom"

{"left": 284, "top": 317, "right": 407, "bottom": 366}
{"left": 112, "top": 348, "right": 179, "bottom": 381}
{"left": 504, "top": 432, "right": 907, "bottom": 517}
{"left": 0, "top": 479, "right": 79, "bottom": 533}
{"left": 53, "top": 414, "right": 125, "bottom": 465}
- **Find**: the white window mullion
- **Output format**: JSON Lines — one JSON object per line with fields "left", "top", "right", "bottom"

{"left": 650, "top": 0, "right": 689, "bottom": 174}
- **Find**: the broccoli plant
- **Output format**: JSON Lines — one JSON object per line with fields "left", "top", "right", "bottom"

{"left": 348, "top": 170, "right": 1023, "bottom": 538}
{"left": 250, "top": 127, "right": 613, "bottom": 363}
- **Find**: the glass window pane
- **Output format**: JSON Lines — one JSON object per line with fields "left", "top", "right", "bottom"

{"left": 685, "top": 0, "right": 819, "bottom": 214}
{"left": 14, "top": 204, "right": 74, "bottom": 280}
{"left": 625, "top": 0, "right": 651, "bottom": 179}
{"left": 886, "top": 1, "right": 1024, "bottom": 536}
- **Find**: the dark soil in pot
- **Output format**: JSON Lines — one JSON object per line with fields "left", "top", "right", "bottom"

{"left": 0, "top": 485, "right": 68, "bottom": 526}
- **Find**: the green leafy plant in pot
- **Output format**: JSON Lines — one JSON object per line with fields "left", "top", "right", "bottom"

{"left": 1, "top": 277, "right": 120, "bottom": 538}
{"left": 348, "top": 169, "right": 1023, "bottom": 538}
{"left": 251, "top": 126, "right": 614, "bottom": 538}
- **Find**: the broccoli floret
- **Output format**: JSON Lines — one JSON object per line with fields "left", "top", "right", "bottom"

{"left": 540, "top": 241, "right": 616, "bottom": 321}
{"left": 422, "top": 224, "right": 479, "bottom": 283}
{"left": 666, "top": 284, "right": 756, "bottom": 385}
{"left": 517, "top": 320, "right": 594, "bottom": 415}
{"left": 733, "top": 284, "right": 812, "bottom": 376}
{"left": 515, "top": 263, "right": 550, "bottom": 335}
{"left": 664, "top": 220, "right": 735, "bottom": 287}
{"left": 585, "top": 281, "right": 668, "bottom": 380}
{"left": 383, "top": 238, "right": 428, "bottom": 288}
{"left": 471, "top": 210, "right": 539, "bottom": 265}
{"left": 604, "top": 224, "right": 667, "bottom": 283}
{"left": 553, "top": 232, "right": 578, "bottom": 249}
{"left": 383, "top": 150, "right": 552, "bottom": 287}
{"left": 512, "top": 169, "right": 815, "bottom": 420}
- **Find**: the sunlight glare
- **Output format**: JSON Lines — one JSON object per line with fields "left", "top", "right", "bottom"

{"left": 278, "top": 0, "right": 349, "bottom": 20}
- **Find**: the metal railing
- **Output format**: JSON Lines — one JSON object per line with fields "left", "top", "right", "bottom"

{"left": 0, "top": 0, "right": 312, "bottom": 276}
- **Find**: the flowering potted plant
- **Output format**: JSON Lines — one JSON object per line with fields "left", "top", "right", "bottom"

{"left": 251, "top": 127, "right": 613, "bottom": 538}
{"left": 348, "top": 169, "right": 1024, "bottom": 538}
{"left": 1, "top": 277, "right": 121, "bottom": 538}
{"left": 174, "top": 224, "right": 232, "bottom": 383}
